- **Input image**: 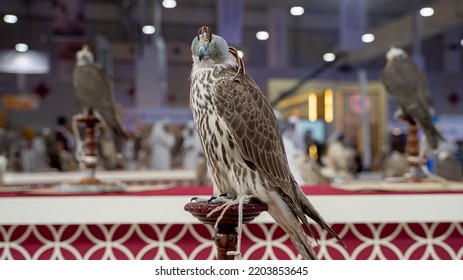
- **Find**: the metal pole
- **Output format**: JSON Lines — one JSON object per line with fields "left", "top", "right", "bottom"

{"left": 153, "top": 0, "right": 161, "bottom": 35}
{"left": 412, "top": 9, "right": 425, "bottom": 70}
{"left": 17, "top": 73, "right": 26, "bottom": 93}
{"left": 358, "top": 69, "right": 371, "bottom": 170}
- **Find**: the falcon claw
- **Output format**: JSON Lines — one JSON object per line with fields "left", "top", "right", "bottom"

{"left": 219, "top": 193, "right": 237, "bottom": 200}
{"left": 190, "top": 195, "right": 237, "bottom": 203}
{"left": 209, "top": 197, "right": 235, "bottom": 203}
{"left": 190, "top": 197, "right": 213, "bottom": 203}
{"left": 208, "top": 193, "right": 237, "bottom": 203}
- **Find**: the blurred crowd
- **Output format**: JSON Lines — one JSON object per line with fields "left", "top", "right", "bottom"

{"left": 1, "top": 114, "right": 462, "bottom": 183}
{"left": 0, "top": 115, "right": 78, "bottom": 173}
{"left": 0, "top": 115, "right": 204, "bottom": 174}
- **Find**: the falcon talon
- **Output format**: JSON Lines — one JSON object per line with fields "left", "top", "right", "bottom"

{"left": 190, "top": 197, "right": 213, "bottom": 203}
{"left": 222, "top": 193, "right": 237, "bottom": 200}
{"left": 210, "top": 196, "right": 235, "bottom": 204}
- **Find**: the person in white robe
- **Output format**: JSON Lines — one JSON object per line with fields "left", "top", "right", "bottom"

{"left": 182, "top": 121, "right": 202, "bottom": 169}
{"left": 149, "top": 119, "right": 175, "bottom": 170}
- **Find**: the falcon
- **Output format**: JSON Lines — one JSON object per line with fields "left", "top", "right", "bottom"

{"left": 381, "top": 47, "right": 443, "bottom": 149}
{"left": 189, "top": 26, "right": 344, "bottom": 260}
{"left": 73, "top": 45, "right": 127, "bottom": 155}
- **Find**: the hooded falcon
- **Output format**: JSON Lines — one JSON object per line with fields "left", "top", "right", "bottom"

{"left": 73, "top": 45, "right": 127, "bottom": 155}
{"left": 381, "top": 47, "right": 443, "bottom": 149}
{"left": 189, "top": 26, "right": 344, "bottom": 260}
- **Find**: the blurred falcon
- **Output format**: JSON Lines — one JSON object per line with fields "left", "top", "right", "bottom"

{"left": 189, "top": 26, "right": 344, "bottom": 260}
{"left": 381, "top": 47, "right": 443, "bottom": 149}
{"left": 73, "top": 45, "right": 127, "bottom": 154}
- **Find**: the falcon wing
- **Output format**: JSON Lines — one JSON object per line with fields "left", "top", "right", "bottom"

{"left": 212, "top": 70, "right": 335, "bottom": 245}
{"left": 212, "top": 70, "right": 296, "bottom": 194}
{"left": 381, "top": 57, "right": 429, "bottom": 108}
{"left": 73, "top": 64, "right": 117, "bottom": 117}
{"left": 381, "top": 57, "right": 443, "bottom": 148}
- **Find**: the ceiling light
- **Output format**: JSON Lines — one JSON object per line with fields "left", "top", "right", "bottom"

{"left": 0, "top": 50, "right": 50, "bottom": 74}
{"left": 4, "top": 14, "right": 18, "bottom": 24}
{"left": 362, "top": 33, "right": 375, "bottom": 43}
{"left": 420, "top": 7, "right": 434, "bottom": 17}
{"left": 460, "top": 39, "right": 463, "bottom": 47}
{"left": 142, "top": 25, "right": 155, "bottom": 34}
{"left": 162, "top": 0, "right": 177, "bottom": 8}
{"left": 323, "top": 53, "right": 335, "bottom": 62}
{"left": 256, "top": 31, "right": 269, "bottom": 41}
{"left": 237, "top": 50, "right": 244, "bottom": 58}
{"left": 15, "top": 43, "right": 28, "bottom": 52}
{"left": 290, "top": 6, "right": 304, "bottom": 16}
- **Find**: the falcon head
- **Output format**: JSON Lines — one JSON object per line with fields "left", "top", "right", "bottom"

{"left": 386, "top": 47, "right": 408, "bottom": 61}
{"left": 191, "top": 26, "right": 230, "bottom": 63}
{"left": 76, "top": 44, "right": 94, "bottom": 66}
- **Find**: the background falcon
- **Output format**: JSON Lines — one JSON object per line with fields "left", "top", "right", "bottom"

{"left": 189, "top": 26, "right": 344, "bottom": 260}
{"left": 73, "top": 45, "right": 127, "bottom": 156}
{"left": 381, "top": 47, "right": 443, "bottom": 149}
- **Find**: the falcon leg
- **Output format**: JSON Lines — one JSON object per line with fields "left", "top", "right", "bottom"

{"left": 190, "top": 196, "right": 211, "bottom": 203}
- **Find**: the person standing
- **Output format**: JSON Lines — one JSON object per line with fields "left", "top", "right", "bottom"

{"left": 54, "top": 115, "right": 76, "bottom": 171}
{"left": 182, "top": 121, "right": 202, "bottom": 169}
{"left": 55, "top": 116, "right": 76, "bottom": 154}
{"left": 149, "top": 119, "right": 175, "bottom": 170}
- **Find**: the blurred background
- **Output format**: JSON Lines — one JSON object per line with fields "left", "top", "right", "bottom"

{"left": 0, "top": 0, "right": 462, "bottom": 176}
{"left": 1, "top": 1, "right": 463, "bottom": 262}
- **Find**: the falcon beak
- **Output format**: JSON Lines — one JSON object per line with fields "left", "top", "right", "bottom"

{"left": 198, "top": 46, "right": 209, "bottom": 61}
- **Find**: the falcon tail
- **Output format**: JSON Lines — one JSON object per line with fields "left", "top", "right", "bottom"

{"left": 407, "top": 105, "right": 444, "bottom": 149}
{"left": 111, "top": 119, "right": 128, "bottom": 140}
{"left": 112, "top": 122, "right": 128, "bottom": 155}
{"left": 419, "top": 120, "right": 444, "bottom": 150}
{"left": 295, "top": 187, "right": 346, "bottom": 248}
{"left": 266, "top": 192, "right": 318, "bottom": 260}
{"left": 97, "top": 110, "right": 128, "bottom": 154}
{"left": 266, "top": 187, "right": 345, "bottom": 260}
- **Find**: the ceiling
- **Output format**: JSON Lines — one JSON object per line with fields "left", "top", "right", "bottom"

{"left": 0, "top": 0, "right": 462, "bottom": 70}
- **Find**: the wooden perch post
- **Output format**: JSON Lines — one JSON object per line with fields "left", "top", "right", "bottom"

{"left": 185, "top": 201, "right": 267, "bottom": 260}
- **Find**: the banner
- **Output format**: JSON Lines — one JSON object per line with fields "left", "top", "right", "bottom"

{"left": 1, "top": 260, "right": 462, "bottom": 280}
{"left": 217, "top": 0, "right": 244, "bottom": 46}
{"left": 52, "top": 0, "right": 85, "bottom": 37}
{"left": 2, "top": 94, "right": 40, "bottom": 110}
{"left": 339, "top": 0, "right": 365, "bottom": 50}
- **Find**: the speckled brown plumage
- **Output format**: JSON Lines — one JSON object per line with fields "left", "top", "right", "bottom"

{"left": 73, "top": 46, "right": 127, "bottom": 153}
{"left": 189, "top": 27, "right": 344, "bottom": 259}
{"left": 381, "top": 48, "right": 443, "bottom": 149}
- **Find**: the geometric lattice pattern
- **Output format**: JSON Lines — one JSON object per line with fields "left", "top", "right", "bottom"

{"left": 1, "top": 222, "right": 462, "bottom": 260}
